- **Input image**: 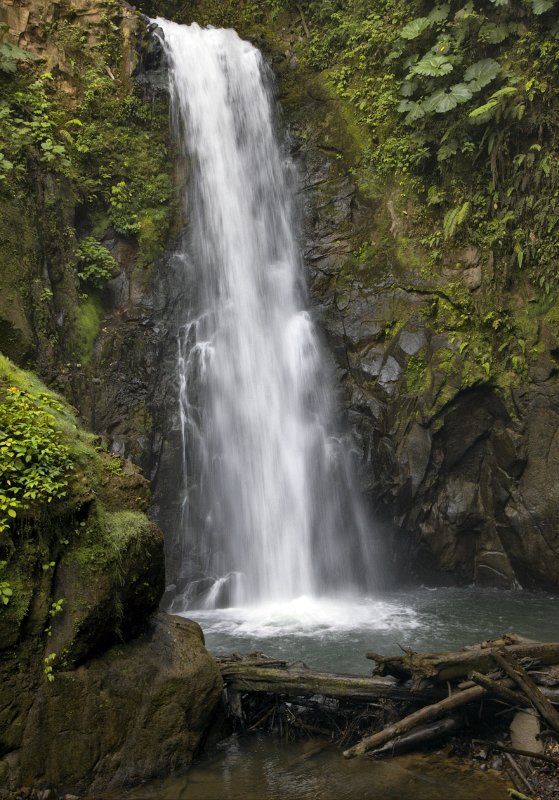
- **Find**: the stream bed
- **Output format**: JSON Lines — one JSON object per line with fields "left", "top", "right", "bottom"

{"left": 106, "top": 734, "right": 510, "bottom": 799}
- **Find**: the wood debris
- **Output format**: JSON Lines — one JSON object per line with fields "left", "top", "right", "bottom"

{"left": 217, "top": 635, "right": 559, "bottom": 797}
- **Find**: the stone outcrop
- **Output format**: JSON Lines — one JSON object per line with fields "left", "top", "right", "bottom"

{"left": 8, "top": 613, "right": 222, "bottom": 794}
{"left": 0, "top": 359, "right": 222, "bottom": 795}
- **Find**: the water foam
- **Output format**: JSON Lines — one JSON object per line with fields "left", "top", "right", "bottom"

{"left": 185, "top": 596, "right": 419, "bottom": 639}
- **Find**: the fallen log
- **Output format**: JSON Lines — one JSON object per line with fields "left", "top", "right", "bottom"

{"left": 367, "top": 714, "right": 465, "bottom": 758}
{"left": 343, "top": 684, "right": 486, "bottom": 758}
{"left": 219, "top": 661, "right": 438, "bottom": 702}
{"left": 492, "top": 650, "right": 559, "bottom": 735}
{"left": 368, "top": 641, "right": 559, "bottom": 689}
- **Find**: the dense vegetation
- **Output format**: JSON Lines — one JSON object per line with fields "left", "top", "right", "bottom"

{"left": 0, "top": 6, "right": 172, "bottom": 370}
{"left": 293, "top": 0, "right": 559, "bottom": 295}
{"left": 0, "top": 4, "right": 167, "bottom": 672}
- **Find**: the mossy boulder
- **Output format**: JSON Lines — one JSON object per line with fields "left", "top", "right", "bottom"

{"left": 47, "top": 510, "right": 164, "bottom": 667}
{"left": 0, "top": 355, "right": 163, "bottom": 652}
{"left": 3, "top": 613, "right": 222, "bottom": 794}
{"left": 0, "top": 352, "right": 222, "bottom": 795}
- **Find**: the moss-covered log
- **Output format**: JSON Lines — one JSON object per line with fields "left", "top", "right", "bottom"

{"left": 217, "top": 655, "right": 441, "bottom": 702}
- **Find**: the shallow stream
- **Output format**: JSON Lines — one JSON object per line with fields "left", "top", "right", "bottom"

{"left": 107, "top": 735, "right": 510, "bottom": 799}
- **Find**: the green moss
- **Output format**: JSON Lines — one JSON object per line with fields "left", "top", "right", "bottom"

{"left": 0, "top": 353, "right": 156, "bottom": 649}
{"left": 0, "top": 1, "right": 174, "bottom": 380}
{"left": 404, "top": 351, "right": 429, "bottom": 396}
{"left": 72, "top": 296, "right": 103, "bottom": 366}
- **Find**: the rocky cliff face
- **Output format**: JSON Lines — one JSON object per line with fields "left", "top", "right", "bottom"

{"left": 4, "top": 0, "right": 557, "bottom": 594}
{"left": 272, "top": 38, "right": 559, "bottom": 593}
{"left": 1, "top": 0, "right": 558, "bottom": 792}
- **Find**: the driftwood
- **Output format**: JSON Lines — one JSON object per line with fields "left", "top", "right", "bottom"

{"left": 492, "top": 650, "right": 559, "bottom": 735}
{"left": 469, "top": 671, "right": 531, "bottom": 708}
{"left": 218, "top": 655, "right": 439, "bottom": 702}
{"left": 474, "top": 739, "right": 559, "bottom": 767}
{"left": 367, "top": 715, "right": 465, "bottom": 757}
{"left": 368, "top": 640, "right": 559, "bottom": 689}
{"left": 218, "top": 637, "right": 559, "bottom": 772}
{"left": 504, "top": 751, "right": 534, "bottom": 795}
{"left": 343, "top": 684, "right": 486, "bottom": 758}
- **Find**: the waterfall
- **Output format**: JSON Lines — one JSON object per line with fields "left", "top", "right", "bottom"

{"left": 156, "top": 19, "right": 377, "bottom": 610}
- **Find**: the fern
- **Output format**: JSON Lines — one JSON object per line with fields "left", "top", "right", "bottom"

{"left": 532, "top": 0, "right": 556, "bottom": 13}
{"left": 468, "top": 86, "right": 517, "bottom": 122}
{"left": 443, "top": 201, "right": 471, "bottom": 239}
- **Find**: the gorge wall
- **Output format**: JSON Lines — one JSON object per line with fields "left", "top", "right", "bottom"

{"left": 141, "top": 0, "right": 559, "bottom": 592}
{"left": 2, "top": 0, "right": 559, "bottom": 597}
{"left": 0, "top": 2, "right": 221, "bottom": 793}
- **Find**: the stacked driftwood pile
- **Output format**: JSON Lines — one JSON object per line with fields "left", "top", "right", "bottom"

{"left": 218, "top": 634, "right": 559, "bottom": 795}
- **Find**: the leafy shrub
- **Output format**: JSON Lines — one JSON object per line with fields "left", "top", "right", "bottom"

{"left": 76, "top": 236, "right": 118, "bottom": 288}
{"left": 108, "top": 182, "right": 142, "bottom": 236}
{"left": 0, "top": 386, "right": 73, "bottom": 533}
{"left": 0, "top": 560, "right": 12, "bottom": 605}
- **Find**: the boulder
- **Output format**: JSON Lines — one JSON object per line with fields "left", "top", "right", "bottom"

{"left": 6, "top": 613, "right": 222, "bottom": 794}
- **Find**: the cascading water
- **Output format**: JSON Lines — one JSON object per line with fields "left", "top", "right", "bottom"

{"left": 156, "top": 19, "right": 377, "bottom": 612}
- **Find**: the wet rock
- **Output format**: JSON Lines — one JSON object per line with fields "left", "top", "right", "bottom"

{"left": 510, "top": 709, "right": 543, "bottom": 754}
{"left": 292, "top": 75, "right": 559, "bottom": 590}
{"left": 10, "top": 614, "right": 222, "bottom": 794}
{"left": 398, "top": 329, "right": 426, "bottom": 356}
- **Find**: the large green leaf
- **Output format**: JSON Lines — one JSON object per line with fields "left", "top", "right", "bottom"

{"left": 428, "top": 4, "right": 451, "bottom": 22}
{"left": 400, "top": 80, "right": 418, "bottom": 97}
{"left": 0, "top": 42, "right": 36, "bottom": 74}
{"left": 412, "top": 55, "right": 454, "bottom": 77}
{"left": 400, "top": 17, "right": 431, "bottom": 39}
{"left": 448, "top": 83, "right": 473, "bottom": 104}
{"left": 479, "top": 23, "right": 510, "bottom": 44}
{"left": 464, "top": 58, "right": 501, "bottom": 91}
{"left": 532, "top": 0, "right": 555, "bottom": 13}
{"left": 397, "top": 99, "right": 426, "bottom": 123}
{"left": 423, "top": 83, "right": 472, "bottom": 114}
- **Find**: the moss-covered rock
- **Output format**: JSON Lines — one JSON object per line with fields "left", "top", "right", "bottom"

{"left": 0, "top": 352, "right": 162, "bottom": 645}
{"left": 2, "top": 613, "right": 222, "bottom": 794}
{"left": 0, "top": 0, "right": 177, "bottom": 458}
{"left": 0, "top": 356, "right": 152, "bottom": 763}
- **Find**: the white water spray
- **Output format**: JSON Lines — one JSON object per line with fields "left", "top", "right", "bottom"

{"left": 157, "top": 19, "right": 377, "bottom": 610}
